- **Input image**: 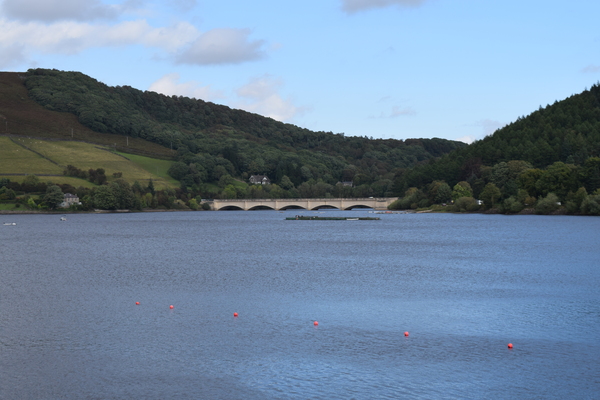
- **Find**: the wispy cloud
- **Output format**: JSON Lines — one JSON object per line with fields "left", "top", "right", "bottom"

{"left": 148, "top": 73, "right": 224, "bottom": 101}
{"left": 176, "top": 28, "right": 267, "bottom": 65}
{"left": 235, "top": 75, "right": 307, "bottom": 122}
{"left": 168, "top": 0, "right": 197, "bottom": 13}
{"left": 0, "top": 0, "right": 122, "bottom": 22}
{"left": 371, "top": 105, "right": 416, "bottom": 119}
{"left": 581, "top": 64, "right": 600, "bottom": 73}
{"left": 341, "top": 0, "right": 428, "bottom": 14}
{"left": 476, "top": 118, "right": 504, "bottom": 136}
{"left": 0, "top": 18, "right": 198, "bottom": 55}
{"left": 390, "top": 106, "right": 417, "bottom": 117}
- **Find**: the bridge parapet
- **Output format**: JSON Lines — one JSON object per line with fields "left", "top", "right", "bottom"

{"left": 210, "top": 197, "right": 398, "bottom": 211}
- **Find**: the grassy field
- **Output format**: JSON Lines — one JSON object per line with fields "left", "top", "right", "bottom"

{"left": 0, "top": 136, "right": 63, "bottom": 175}
{"left": 0, "top": 137, "right": 177, "bottom": 189}
{"left": 0, "top": 174, "right": 96, "bottom": 188}
{"left": 116, "top": 152, "right": 178, "bottom": 186}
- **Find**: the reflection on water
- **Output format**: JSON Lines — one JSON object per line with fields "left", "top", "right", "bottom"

{"left": 1, "top": 211, "right": 599, "bottom": 399}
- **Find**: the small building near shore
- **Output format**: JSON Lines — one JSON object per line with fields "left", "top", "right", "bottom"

{"left": 249, "top": 175, "right": 271, "bottom": 185}
{"left": 60, "top": 193, "right": 80, "bottom": 208}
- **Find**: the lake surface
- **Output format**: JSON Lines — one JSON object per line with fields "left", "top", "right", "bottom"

{"left": 1, "top": 211, "right": 599, "bottom": 399}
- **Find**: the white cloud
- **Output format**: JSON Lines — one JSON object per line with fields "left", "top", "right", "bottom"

{"left": 341, "top": 0, "right": 428, "bottom": 13}
{"left": 0, "top": 0, "right": 120, "bottom": 22}
{"left": 456, "top": 135, "right": 475, "bottom": 144}
{"left": 176, "top": 28, "right": 266, "bottom": 65}
{"left": 148, "top": 73, "right": 224, "bottom": 101}
{"left": 235, "top": 75, "right": 306, "bottom": 122}
{"left": 0, "top": 18, "right": 198, "bottom": 55}
{"left": 581, "top": 64, "right": 600, "bottom": 73}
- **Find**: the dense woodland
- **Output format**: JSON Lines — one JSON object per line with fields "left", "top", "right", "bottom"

{"left": 390, "top": 83, "right": 600, "bottom": 214}
{"left": 3, "top": 69, "right": 600, "bottom": 214}
{"left": 23, "top": 68, "right": 464, "bottom": 199}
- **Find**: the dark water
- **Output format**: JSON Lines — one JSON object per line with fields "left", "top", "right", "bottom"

{"left": 1, "top": 211, "right": 599, "bottom": 399}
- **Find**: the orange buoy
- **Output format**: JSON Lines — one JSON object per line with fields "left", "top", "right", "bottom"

{"left": 314, "top": 321, "right": 319, "bottom": 326}
{"left": 404, "top": 331, "right": 409, "bottom": 337}
{"left": 169, "top": 305, "right": 174, "bottom": 309}
{"left": 135, "top": 302, "right": 140, "bottom": 305}
{"left": 233, "top": 312, "right": 238, "bottom": 317}
{"left": 508, "top": 343, "right": 513, "bottom": 349}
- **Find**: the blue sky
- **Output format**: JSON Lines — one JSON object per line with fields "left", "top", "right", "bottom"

{"left": 1, "top": 0, "right": 599, "bottom": 143}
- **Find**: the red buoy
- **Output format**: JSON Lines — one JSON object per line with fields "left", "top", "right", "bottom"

{"left": 404, "top": 331, "right": 409, "bottom": 337}
{"left": 233, "top": 312, "right": 238, "bottom": 317}
{"left": 314, "top": 321, "right": 319, "bottom": 326}
{"left": 169, "top": 305, "right": 174, "bottom": 309}
{"left": 508, "top": 343, "right": 513, "bottom": 349}
{"left": 135, "top": 302, "right": 140, "bottom": 305}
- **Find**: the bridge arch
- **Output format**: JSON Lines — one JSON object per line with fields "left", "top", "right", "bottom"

{"left": 217, "top": 205, "right": 244, "bottom": 211}
{"left": 248, "top": 205, "right": 275, "bottom": 211}
{"left": 343, "top": 204, "right": 372, "bottom": 210}
{"left": 280, "top": 205, "right": 306, "bottom": 210}
{"left": 311, "top": 205, "right": 340, "bottom": 210}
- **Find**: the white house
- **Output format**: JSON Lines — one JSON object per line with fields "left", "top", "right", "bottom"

{"left": 60, "top": 193, "right": 80, "bottom": 208}
{"left": 249, "top": 175, "right": 271, "bottom": 185}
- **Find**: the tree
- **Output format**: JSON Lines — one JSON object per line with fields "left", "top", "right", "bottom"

{"left": 428, "top": 180, "right": 452, "bottom": 204}
{"left": 188, "top": 198, "right": 198, "bottom": 210}
{"left": 535, "top": 162, "right": 578, "bottom": 200}
{"left": 435, "top": 182, "right": 452, "bottom": 204}
{"left": 581, "top": 157, "right": 600, "bottom": 193}
{"left": 518, "top": 168, "right": 543, "bottom": 197}
{"left": 146, "top": 178, "right": 155, "bottom": 195}
{"left": 94, "top": 185, "right": 117, "bottom": 210}
{"left": 21, "top": 174, "right": 41, "bottom": 192}
{"left": 452, "top": 181, "right": 473, "bottom": 201}
{"left": 0, "top": 187, "right": 16, "bottom": 200}
{"left": 110, "top": 179, "right": 135, "bottom": 209}
{"left": 43, "top": 184, "right": 64, "bottom": 209}
{"left": 453, "top": 197, "right": 480, "bottom": 212}
{"left": 221, "top": 184, "right": 237, "bottom": 199}
{"left": 27, "top": 197, "right": 37, "bottom": 209}
{"left": 279, "top": 175, "right": 294, "bottom": 190}
{"left": 535, "top": 193, "right": 561, "bottom": 214}
{"left": 580, "top": 194, "right": 600, "bottom": 215}
{"left": 503, "top": 196, "right": 524, "bottom": 214}
{"left": 565, "top": 187, "right": 588, "bottom": 213}
{"left": 479, "top": 183, "right": 502, "bottom": 208}
{"left": 167, "top": 162, "right": 190, "bottom": 180}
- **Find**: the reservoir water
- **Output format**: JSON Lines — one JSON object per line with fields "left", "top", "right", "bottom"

{"left": 1, "top": 211, "right": 599, "bottom": 399}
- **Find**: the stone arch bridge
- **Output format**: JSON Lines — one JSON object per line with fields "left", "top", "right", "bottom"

{"left": 208, "top": 197, "right": 398, "bottom": 211}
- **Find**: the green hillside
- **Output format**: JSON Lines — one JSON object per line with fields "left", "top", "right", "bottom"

{"left": 19, "top": 68, "right": 465, "bottom": 198}
{"left": 390, "top": 83, "right": 600, "bottom": 214}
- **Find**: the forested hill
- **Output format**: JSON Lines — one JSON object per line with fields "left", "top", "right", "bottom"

{"left": 19, "top": 68, "right": 465, "bottom": 197}
{"left": 386, "top": 83, "right": 600, "bottom": 215}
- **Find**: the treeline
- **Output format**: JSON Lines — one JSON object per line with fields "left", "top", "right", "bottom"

{"left": 390, "top": 158, "right": 600, "bottom": 215}
{"left": 24, "top": 68, "right": 465, "bottom": 197}
{"left": 0, "top": 175, "right": 209, "bottom": 211}
{"left": 393, "top": 84, "right": 600, "bottom": 191}
{"left": 388, "top": 83, "right": 600, "bottom": 214}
